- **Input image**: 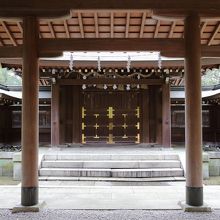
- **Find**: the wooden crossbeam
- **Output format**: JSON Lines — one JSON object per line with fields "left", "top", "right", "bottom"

{"left": 48, "top": 22, "right": 56, "bottom": 38}
{"left": 1, "top": 21, "right": 17, "bottom": 46}
{"left": 39, "top": 38, "right": 184, "bottom": 53}
{"left": 64, "top": 20, "right": 70, "bottom": 38}
{"left": 208, "top": 21, "right": 220, "bottom": 46}
{"left": 77, "top": 12, "right": 84, "bottom": 38}
{"left": 58, "top": 78, "right": 164, "bottom": 85}
{"left": 94, "top": 12, "right": 99, "bottom": 38}
{"left": 168, "top": 21, "right": 176, "bottom": 38}
{"left": 110, "top": 12, "right": 114, "bottom": 38}
{"left": 154, "top": 20, "right": 160, "bottom": 38}
{"left": 125, "top": 12, "right": 130, "bottom": 38}
{"left": 2, "top": 39, "right": 220, "bottom": 58}
{"left": 140, "top": 11, "right": 147, "bottom": 38}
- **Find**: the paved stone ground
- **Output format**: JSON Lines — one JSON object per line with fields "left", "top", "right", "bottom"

{"left": 0, "top": 209, "right": 220, "bottom": 220}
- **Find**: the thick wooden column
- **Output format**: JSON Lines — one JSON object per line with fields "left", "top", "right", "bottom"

{"left": 51, "top": 83, "right": 60, "bottom": 146}
{"left": 162, "top": 83, "right": 171, "bottom": 147}
{"left": 184, "top": 13, "right": 203, "bottom": 206}
{"left": 21, "top": 16, "right": 39, "bottom": 206}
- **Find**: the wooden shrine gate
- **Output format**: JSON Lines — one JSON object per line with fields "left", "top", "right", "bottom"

{"left": 82, "top": 91, "right": 140, "bottom": 144}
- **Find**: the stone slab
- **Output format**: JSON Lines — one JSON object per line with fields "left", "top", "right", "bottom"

{"left": 178, "top": 201, "right": 212, "bottom": 212}
{"left": 12, "top": 201, "right": 46, "bottom": 213}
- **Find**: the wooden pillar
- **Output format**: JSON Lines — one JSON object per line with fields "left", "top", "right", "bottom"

{"left": 156, "top": 86, "right": 162, "bottom": 145}
{"left": 162, "top": 83, "right": 171, "bottom": 147}
{"left": 72, "top": 86, "right": 81, "bottom": 143}
{"left": 140, "top": 89, "right": 149, "bottom": 143}
{"left": 21, "top": 16, "right": 39, "bottom": 206}
{"left": 51, "top": 83, "right": 60, "bottom": 146}
{"left": 184, "top": 13, "right": 203, "bottom": 206}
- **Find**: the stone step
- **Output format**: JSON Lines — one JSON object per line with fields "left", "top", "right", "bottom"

{"left": 39, "top": 168, "right": 184, "bottom": 178}
{"left": 43, "top": 154, "right": 179, "bottom": 161}
{"left": 41, "top": 160, "right": 181, "bottom": 169}
{"left": 39, "top": 176, "right": 186, "bottom": 182}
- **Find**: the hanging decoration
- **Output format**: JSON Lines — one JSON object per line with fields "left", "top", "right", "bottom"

{"left": 69, "top": 52, "right": 74, "bottom": 70}
{"left": 103, "top": 84, "right": 107, "bottom": 90}
{"left": 97, "top": 56, "right": 101, "bottom": 72}
{"left": 82, "top": 84, "right": 86, "bottom": 90}
{"left": 158, "top": 52, "right": 162, "bottom": 69}
{"left": 126, "top": 55, "right": 131, "bottom": 72}
{"left": 126, "top": 84, "right": 131, "bottom": 91}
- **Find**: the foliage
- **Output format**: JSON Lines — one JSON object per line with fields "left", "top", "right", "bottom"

{"left": 202, "top": 68, "right": 220, "bottom": 86}
{"left": 0, "top": 67, "right": 22, "bottom": 86}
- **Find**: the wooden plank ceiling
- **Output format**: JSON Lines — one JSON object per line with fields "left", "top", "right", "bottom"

{"left": 0, "top": 10, "right": 220, "bottom": 47}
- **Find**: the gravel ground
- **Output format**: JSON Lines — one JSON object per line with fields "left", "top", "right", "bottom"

{"left": 0, "top": 209, "right": 220, "bottom": 220}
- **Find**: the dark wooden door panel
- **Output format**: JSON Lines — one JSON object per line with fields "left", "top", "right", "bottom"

{"left": 82, "top": 91, "right": 140, "bottom": 144}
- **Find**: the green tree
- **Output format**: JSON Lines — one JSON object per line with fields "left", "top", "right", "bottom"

{"left": 202, "top": 68, "right": 220, "bottom": 86}
{"left": 0, "top": 67, "right": 22, "bottom": 86}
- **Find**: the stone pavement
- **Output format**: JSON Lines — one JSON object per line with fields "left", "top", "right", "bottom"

{"left": 1, "top": 210, "right": 220, "bottom": 220}
{"left": 0, "top": 183, "right": 220, "bottom": 210}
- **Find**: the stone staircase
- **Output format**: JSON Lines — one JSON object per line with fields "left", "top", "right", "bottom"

{"left": 39, "top": 153, "right": 184, "bottom": 182}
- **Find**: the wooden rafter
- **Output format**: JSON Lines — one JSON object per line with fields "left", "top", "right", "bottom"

{"left": 200, "top": 21, "right": 207, "bottom": 35}
{"left": 208, "top": 21, "right": 220, "bottom": 46}
{"left": 64, "top": 20, "right": 70, "bottom": 38}
{"left": 168, "top": 21, "right": 176, "bottom": 38}
{"left": 0, "top": 36, "right": 4, "bottom": 46}
{"left": 1, "top": 21, "right": 17, "bottom": 46}
{"left": 110, "top": 12, "right": 114, "bottom": 38}
{"left": 17, "top": 22, "right": 23, "bottom": 34}
{"left": 125, "top": 12, "right": 130, "bottom": 38}
{"left": 154, "top": 20, "right": 160, "bottom": 38}
{"left": 77, "top": 12, "right": 84, "bottom": 38}
{"left": 48, "top": 21, "right": 56, "bottom": 38}
{"left": 94, "top": 12, "right": 99, "bottom": 38}
{"left": 140, "top": 11, "right": 147, "bottom": 38}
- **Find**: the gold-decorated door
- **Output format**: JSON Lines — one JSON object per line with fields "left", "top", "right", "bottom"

{"left": 82, "top": 91, "right": 140, "bottom": 144}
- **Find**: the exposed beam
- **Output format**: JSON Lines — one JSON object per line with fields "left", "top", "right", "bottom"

{"left": 0, "top": 1, "right": 220, "bottom": 11}
{"left": 1, "top": 21, "right": 17, "bottom": 46}
{"left": 125, "top": 12, "right": 130, "bottom": 38}
{"left": 58, "top": 78, "right": 164, "bottom": 86}
{"left": 3, "top": 39, "right": 220, "bottom": 58}
{"left": 153, "top": 9, "right": 220, "bottom": 21}
{"left": 39, "top": 38, "right": 184, "bottom": 53}
{"left": 200, "top": 21, "right": 207, "bottom": 35}
{"left": 0, "top": 46, "right": 22, "bottom": 57}
{"left": 154, "top": 20, "right": 160, "bottom": 38}
{"left": 0, "top": 9, "right": 70, "bottom": 20}
{"left": 3, "top": 58, "right": 220, "bottom": 69}
{"left": 208, "top": 21, "right": 220, "bottom": 46}
{"left": 94, "top": 12, "right": 99, "bottom": 38}
{"left": 140, "top": 11, "right": 147, "bottom": 38}
{"left": 48, "top": 21, "right": 56, "bottom": 38}
{"left": 110, "top": 12, "right": 114, "bottom": 38}
{"left": 0, "top": 46, "right": 62, "bottom": 58}
{"left": 77, "top": 12, "right": 84, "bottom": 38}
{"left": 64, "top": 20, "right": 70, "bottom": 38}
{"left": 168, "top": 21, "right": 176, "bottom": 38}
